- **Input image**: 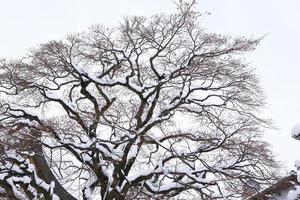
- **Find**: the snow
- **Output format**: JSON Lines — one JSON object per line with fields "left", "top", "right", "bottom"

{"left": 287, "top": 186, "right": 300, "bottom": 200}
{"left": 6, "top": 178, "right": 29, "bottom": 200}
{"left": 295, "top": 160, "right": 300, "bottom": 183}
{"left": 49, "top": 181, "right": 55, "bottom": 196}
{"left": 126, "top": 136, "right": 141, "bottom": 160}
{"left": 87, "top": 68, "right": 127, "bottom": 85}
{"left": 82, "top": 154, "right": 93, "bottom": 163}
{"left": 289, "top": 124, "right": 300, "bottom": 199}
{"left": 33, "top": 171, "right": 52, "bottom": 192}
{"left": 128, "top": 79, "right": 144, "bottom": 93}
{"left": 27, "top": 185, "right": 37, "bottom": 199}
{"left": 1, "top": 152, "right": 58, "bottom": 199}
{"left": 45, "top": 89, "right": 77, "bottom": 111}
{"left": 126, "top": 169, "right": 153, "bottom": 182}
{"left": 145, "top": 181, "right": 184, "bottom": 192}
{"left": 291, "top": 123, "right": 300, "bottom": 140}
{"left": 83, "top": 176, "right": 97, "bottom": 200}
{"left": 52, "top": 194, "right": 60, "bottom": 200}
{"left": 0, "top": 173, "right": 8, "bottom": 180}
{"left": 15, "top": 119, "right": 35, "bottom": 126}
{"left": 0, "top": 186, "right": 5, "bottom": 194}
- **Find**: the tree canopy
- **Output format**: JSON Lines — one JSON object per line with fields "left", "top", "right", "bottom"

{"left": 0, "top": 1, "right": 278, "bottom": 199}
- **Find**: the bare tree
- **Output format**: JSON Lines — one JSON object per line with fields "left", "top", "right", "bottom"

{"left": 0, "top": 1, "right": 279, "bottom": 199}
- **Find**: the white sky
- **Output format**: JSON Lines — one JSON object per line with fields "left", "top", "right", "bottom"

{"left": 1, "top": 0, "right": 299, "bottom": 171}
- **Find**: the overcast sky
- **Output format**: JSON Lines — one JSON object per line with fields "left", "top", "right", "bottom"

{"left": 1, "top": 0, "right": 299, "bottom": 171}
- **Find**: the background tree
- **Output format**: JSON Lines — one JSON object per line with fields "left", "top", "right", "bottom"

{"left": 0, "top": 1, "right": 279, "bottom": 199}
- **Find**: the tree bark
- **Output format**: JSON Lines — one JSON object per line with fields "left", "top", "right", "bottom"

{"left": 31, "top": 143, "right": 77, "bottom": 200}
